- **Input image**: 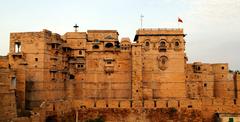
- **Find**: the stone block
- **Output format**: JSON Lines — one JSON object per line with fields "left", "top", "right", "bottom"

{"left": 120, "top": 100, "right": 130, "bottom": 108}
{"left": 179, "top": 99, "right": 189, "bottom": 108}
{"left": 156, "top": 100, "right": 166, "bottom": 108}
{"left": 96, "top": 100, "right": 107, "bottom": 108}
{"left": 168, "top": 100, "right": 178, "bottom": 108}
{"left": 80, "top": 100, "right": 94, "bottom": 108}
{"left": 190, "top": 100, "right": 202, "bottom": 109}
{"left": 108, "top": 100, "right": 119, "bottom": 108}
{"left": 144, "top": 100, "right": 154, "bottom": 108}
{"left": 132, "top": 100, "right": 142, "bottom": 108}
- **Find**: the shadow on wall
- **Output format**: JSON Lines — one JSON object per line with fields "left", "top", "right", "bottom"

{"left": 46, "top": 115, "right": 57, "bottom": 122}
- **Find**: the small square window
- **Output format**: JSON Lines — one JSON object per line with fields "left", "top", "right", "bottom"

{"left": 70, "top": 75, "right": 75, "bottom": 79}
{"left": 35, "top": 58, "right": 38, "bottom": 61}
{"left": 79, "top": 50, "right": 82, "bottom": 55}
{"left": 188, "top": 105, "right": 192, "bottom": 108}
{"left": 197, "top": 66, "right": 201, "bottom": 70}
{"left": 52, "top": 44, "right": 55, "bottom": 49}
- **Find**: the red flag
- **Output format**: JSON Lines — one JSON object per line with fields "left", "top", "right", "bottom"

{"left": 178, "top": 17, "right": 183, "bottom": 23}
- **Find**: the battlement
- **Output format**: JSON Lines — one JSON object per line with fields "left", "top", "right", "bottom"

{"left": 136, "top": 28, "right": 183, "bottom": 35}
{"left": 87, "top": 30, "right": 118, "bottom": 34}
{"left": 134, "top": 28, "right": 185, "bottom": 42}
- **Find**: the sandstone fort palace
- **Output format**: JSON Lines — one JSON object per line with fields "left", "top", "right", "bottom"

{"left": 0, "top": 27, "right": 240, "bottom": 122}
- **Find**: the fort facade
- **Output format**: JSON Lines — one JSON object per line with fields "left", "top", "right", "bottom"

{"left": 0, "top": 28, "right": 240, "bottom": 122}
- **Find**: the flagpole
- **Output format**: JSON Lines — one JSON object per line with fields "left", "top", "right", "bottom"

{"left": 140, "top": 14, "right": 144, "bottom": 29}
{"left": 177, "top": 17, "right": 183, "bottom": 29}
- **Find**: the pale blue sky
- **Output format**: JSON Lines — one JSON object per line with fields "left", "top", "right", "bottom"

{"left": 0, "top": 0, "right": 240, "bottom": 70}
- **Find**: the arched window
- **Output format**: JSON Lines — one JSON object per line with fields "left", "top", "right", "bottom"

{"left": 160, "top": 41, "right": 166, "bottom": 47}
{"left": 159, "top": 40, "right": 167, "bottom": 52}
{"left": 173, "top": 39, "right": 181, "bottom": 51}
{"left": 197, "top": 66, "right": 201, "bottom": 71}
{"left": 157, "top": 56, "right": 168, "bottom": 70}
{"left": 145, "top": 41, "right": 150, "bottom": 46}
{"left": 175, "top": 42, "right": 179, "bottom": 47}
{"left": 160, "top": 56, "right": 168, "bottom": 65}
{"left": 105, "top": 43, "right": 113, "bottom": 48}
{"left": 92, "top": 45, "right": 99, "bottom": 49}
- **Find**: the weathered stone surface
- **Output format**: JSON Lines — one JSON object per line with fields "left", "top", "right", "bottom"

{"left": 0, "top": 28, "right": 239, "bottom": 121}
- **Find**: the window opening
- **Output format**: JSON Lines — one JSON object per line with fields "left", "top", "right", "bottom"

{"left": 11, "top": 76, "right": 16, "bottom": 89}
{"left": 145, "top": 42, "right": 149, "bottom": 46}
{"left": 79, "top": 50, "right": 82, "bottom": 55}
{"left": 160, "top": 41, "right": 166, "bottom": 47}
{"left": 70, "top": 74, "right": 75, "bottom": 79}
{"left": 175, "top": 42, "right": 179, "bottom": 46}
{"left": 14, "top": 42, "right": 21, "bottom": 53}
{"left": 93, "top": 45, "right": 99, "bottom": 49}
{"left": 105, "top": 43, "right": 113, "bottom": 48}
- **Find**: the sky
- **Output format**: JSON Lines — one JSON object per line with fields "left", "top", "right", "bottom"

{"left": 0, "top": 0, "right": 239, "bottom": 70}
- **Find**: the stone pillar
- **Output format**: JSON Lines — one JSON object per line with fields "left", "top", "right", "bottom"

{"left": 131, "top": 44, "right": 143, "bottom": 100}
{"left": 236, "top": 73, "right": 240, "bottom": 98}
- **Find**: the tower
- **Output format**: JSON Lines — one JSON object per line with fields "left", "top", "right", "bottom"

{"left": 133, "top": 28, "right": 186, "bottom": 99}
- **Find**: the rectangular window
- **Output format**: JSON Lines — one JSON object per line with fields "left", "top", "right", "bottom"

{"left": 14, "top": 42, "right": 21, "bottom": 53}
{"left": 51, "top": 44, "right": 55, "bottom": 49}
{"left": 229, "top": 118, "right": 233, "bottom": 122}
{"left": 79, "top": 50, "right": 82, "bottom": 55}
{"left": 11, "top": 77, "right": 16, "bottom": 89}
{"left": 50, "top": 72, "right": 56, "bottom": 80}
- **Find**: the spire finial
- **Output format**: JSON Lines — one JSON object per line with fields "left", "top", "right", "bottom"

{"left": 73, "top": 24, "right": 79, "bottom": 32}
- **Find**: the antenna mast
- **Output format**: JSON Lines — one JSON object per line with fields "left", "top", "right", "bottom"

{"left": 140, "top": 14, "right": 144, "bottom": 29}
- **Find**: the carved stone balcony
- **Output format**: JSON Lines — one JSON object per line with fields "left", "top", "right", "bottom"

{"left": 158, "top": 46, "right": 167, "bottom": 52}
{"left": 104, "top": 65, "right": 114, "bottom": 73}
{"left": 50, "top": 66, "right": 58, "bottom": 72}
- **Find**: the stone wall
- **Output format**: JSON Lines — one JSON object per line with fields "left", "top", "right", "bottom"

{"left": 76, "top": 108, "right": 202, "bottom": 122}
{"left": 0, "top": 28, "right": 239, "bottom": 121}
{"left": 8, "top": 30, "right": 66, "bottom": 110}
{"left": 0, "top": 57, "right": 17, "bottom": 121}
{"left": 136, "top": 28, "right": 186, "bottom": 98}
